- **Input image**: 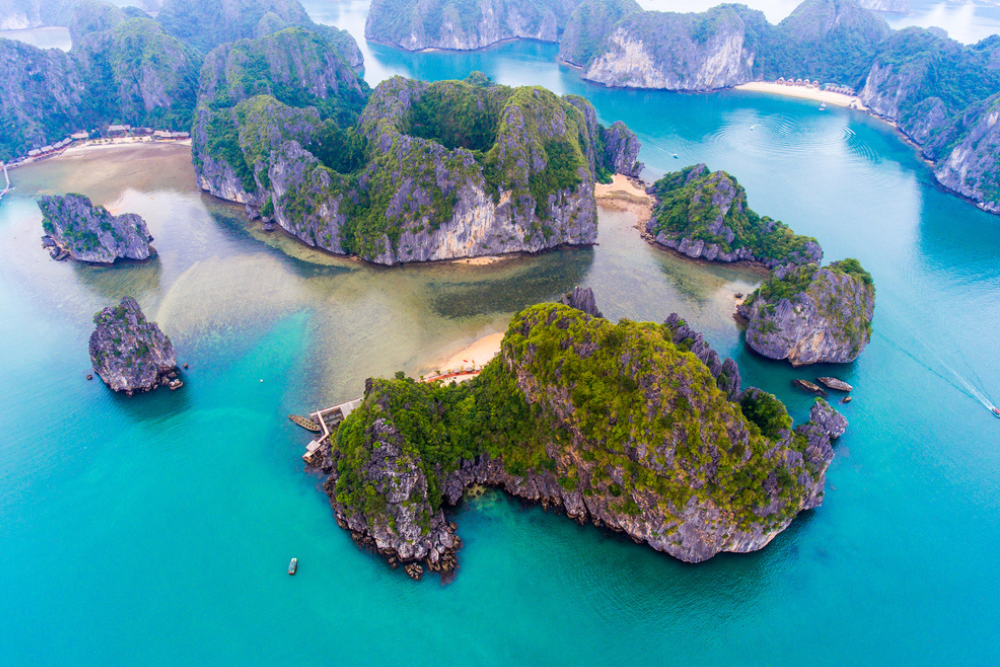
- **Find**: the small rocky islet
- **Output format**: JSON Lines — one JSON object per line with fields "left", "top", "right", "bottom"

{"left": 739, "top": 259, "right": 876, "bottom": 366}
{"left": 307, "top": 289, "right": 848, "bottom": 581}
{"left": 38, "top": 194, "right": 155, "bottom": 264}
{"left": 89, "top": 297, "right": 182, "bottom": 396}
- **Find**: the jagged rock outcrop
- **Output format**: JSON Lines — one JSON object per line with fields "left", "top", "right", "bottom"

{"left": 89, "top": 297, "right": 180, "bottom": 395}
{"left": 38, "top": 193, "right": 155, "bottom": 263}
{"left": 365, "top": 0, "right": 582, "bottom": 52}
{"left": 663, "top": 312, "right": 742, "bottom": 401}
{"left": 565, "top": 95, "right": 644, "bottom": 178}
{"left": 309, "top": 302, "right": 848, "bottom": 578}
{"left": 560, "top": 285, "right": 602, "bottom": 318}
{"left": 558, "top": 0, "right": 641, "bottom": 67}
{"left": 646, "top": 164, "right": 822, "bottom": 269}
{"left": 739, "top": 259, "right": 876, "bottom": 366}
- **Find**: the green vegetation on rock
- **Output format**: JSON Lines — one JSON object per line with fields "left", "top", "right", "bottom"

{"left": 330, "top": 303, "right": 821, "bottom": 533}
{"left": 647, "top": 164, "right": 821, "bottom": 266}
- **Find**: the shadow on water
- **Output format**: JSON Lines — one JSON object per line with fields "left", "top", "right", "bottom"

{"left": 71, "top": 256, "right": 164, "bottom": 306}
{"left": 108, "top": 380, "right": 194, "bottom": 423}
{"left": 427, "top": 246, "right": 594, "bottom": 318}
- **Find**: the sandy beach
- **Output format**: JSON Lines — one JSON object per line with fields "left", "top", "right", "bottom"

{"left": 595, "top": 174, "right": 654, "bottom": 223}
{"left": 735, "top": 82, "right": 867, "bottom": 110}
{"left": 425, "top": 331, "right": 505, "bottom": 375}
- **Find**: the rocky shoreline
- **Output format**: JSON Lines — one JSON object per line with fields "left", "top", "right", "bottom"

{"left": 306, "top": 290, "right": 849, "bottom": 581}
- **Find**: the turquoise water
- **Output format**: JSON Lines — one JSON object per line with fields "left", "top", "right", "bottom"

{"left": 3, "top": 6, "right": 1000, "bottom": 665}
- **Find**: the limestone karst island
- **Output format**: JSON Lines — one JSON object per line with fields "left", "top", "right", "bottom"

{"left": 1, "top": 0, "right": 997, "bottom": 663}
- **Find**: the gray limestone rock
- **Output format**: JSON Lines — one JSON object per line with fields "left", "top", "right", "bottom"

{"left": 89, "top": 297, "right": 179, "bottom": 395}
{"left": 38, "top": 194, "right": 155, "bottom": 264}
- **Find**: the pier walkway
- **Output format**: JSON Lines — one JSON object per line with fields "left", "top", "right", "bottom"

{"left": 301, "top": 367, "right": 483, "bottom": 462}
{"left": 0, "top": 162, "right": 10, "bottom": 204}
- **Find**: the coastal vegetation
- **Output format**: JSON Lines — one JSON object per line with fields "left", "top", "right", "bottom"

{"left": 317, "top": 300, "right": 847, "bottom": 576}
{"left": 195, "top": 61, "right": 641, "bottom": 264}
{"left": 646, "top": 164, "right": 821, "bottom": 268}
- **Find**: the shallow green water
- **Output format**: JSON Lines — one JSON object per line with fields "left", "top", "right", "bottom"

{"left": 2, "top": 5, "right": 999, "bottom": 665}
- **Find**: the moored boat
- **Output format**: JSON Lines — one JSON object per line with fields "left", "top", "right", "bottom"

{"left": 817, "top": 377, "right": 853, "bottom": 392}
{"left": 289, "top": 414, "right": 321, "bottom": 433}
{"left": 793, "top": 379, "right": 829, "bottom": 398}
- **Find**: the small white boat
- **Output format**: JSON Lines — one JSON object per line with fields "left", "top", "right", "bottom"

{"left": 672, "top": 153, "right": 679, "bottom": 159}
{"left": 288, "top": 558, "right": 298, "bottom": 575}
{"left": 819, "top": 102, "right": 827, "bottom": 110}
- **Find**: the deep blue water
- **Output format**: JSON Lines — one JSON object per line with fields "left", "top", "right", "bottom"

{"left": 1, "top": 3, "right": 999, "bottom": 665}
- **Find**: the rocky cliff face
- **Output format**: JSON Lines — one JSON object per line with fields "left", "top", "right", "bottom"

{"left": 309, "top": 301, "right": 848, "bottom": 578}
{"left": 365, "top": 0, "right": 582, "bottom": 52}
{"left": 200, "top": 69, "right": 641, "bottom": 265}
{"left": 89, "top": 297, "right": 179, "bottom": 395}
{"left": 583, "top": 5, "right": 764, "bottom": 91}
{"left": 739, "top": 259, "right": 875, "bottom": 366}
{"left": 560, "top": 285, "right": 602, "bottom": 317}
{"left": 558, "top": 0, "right": 641, "bottom": 67}
{"left": 38, "top": 193, "right": 155, "bottom": 263}
{"left": 646, "top": 164, "right": 822, "bottom": 269}
{"left": 859, "top": 27, "right": 1000, "bottom": 211}
{"left": 925, "top": 94, "right": 1000, "bottom": 214}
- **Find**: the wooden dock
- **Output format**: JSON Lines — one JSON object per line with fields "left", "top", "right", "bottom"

{"left": 0, "top": 162, "right": 10, "bottom": 204}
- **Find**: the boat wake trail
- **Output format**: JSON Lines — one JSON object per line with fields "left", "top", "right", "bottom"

{"left": 878, "top": 305, "right": 999, "bottom": 417}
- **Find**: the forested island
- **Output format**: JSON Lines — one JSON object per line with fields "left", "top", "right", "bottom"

{"left": 193, "top": 30, "right": 642, "bottom": 264}
{"left": 308, "top": 292, "right": 848, "bottom": 579}
{"left": 645, "top": 164, "right": 822, "bottom": 269}
{"left": 739, "top": 259, "right": 876, "bottom": 366}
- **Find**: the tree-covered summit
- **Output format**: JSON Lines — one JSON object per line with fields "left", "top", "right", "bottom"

{"left": 311, "top": 300, "right": 847, "bottom": 578}
{"left": 646, "top": 164, "right": 822, "bottom": 268}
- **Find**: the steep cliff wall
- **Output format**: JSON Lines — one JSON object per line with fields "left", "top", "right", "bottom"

{"left": 0, "top": 0, "right": 78, "bottom": 30}
{"left": 309, "top": 302, "right": 847, "bottom": 578}
{"left": 365, "top": 0, "right": 582, "bottom": 52}
{"left": 558, "top": 0, "right": 640, "bottom": 68}
{"left": 583, "top": 5, "right": 765, "bottom": 91}
{"left": 739, "top": 259, "right": 875, "bottom": 366}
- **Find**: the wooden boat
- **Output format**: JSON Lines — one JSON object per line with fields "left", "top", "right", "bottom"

{"left": 289, "top": 414, "right": 321, "bottom": 433}
{"left": 793, "top": 379, "right": 828, "bottom": 398}
{"left": 817, "top": 377, "right": 853, "bottom": 392}
{"left": 288, "top": 558, "right": 298, "bottom": 575}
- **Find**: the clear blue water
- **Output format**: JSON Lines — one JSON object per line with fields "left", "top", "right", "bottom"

{"left": 2, "top": 4, "right": 1000, "bottom": 665}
